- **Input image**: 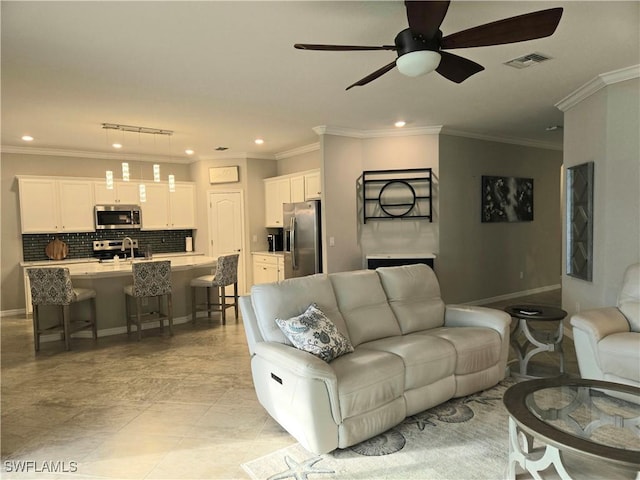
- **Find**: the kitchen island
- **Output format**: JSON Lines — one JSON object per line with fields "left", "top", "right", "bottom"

{"left": 22, "top": 254, "right": 217, "bottom": 338}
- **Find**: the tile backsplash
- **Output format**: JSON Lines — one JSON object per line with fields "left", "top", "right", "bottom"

{"left": 22, "top": 229, "right": 193, "bottom": 262}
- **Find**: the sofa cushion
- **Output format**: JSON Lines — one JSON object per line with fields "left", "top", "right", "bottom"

{"left": 329, "top": 270, "right": 401, "bottom": 347}
{"left": 376, "top": 264, "right": 445, "bottom": 334}
{"left": 359, "top": 334, "right": 456, "bottom": 389}
{"left": 618, "top": 263, "right": 640, "bottom": 332}
{"left": 330, "top": 348, "right": 405, "bottom": 420}
{"left": 420, "top": 327, "right": 502, "bottom": 375}
{"left": 251, "top": 274, "right": 349, "bottom": 344}
{"left": 598, "top": 332, "right": 640, "bottom": 382}
{"left": 275, "top": 304, "right": 354, "bottom": 363}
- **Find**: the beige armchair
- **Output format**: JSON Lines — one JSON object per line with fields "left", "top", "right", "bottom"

{"left": 570, "top": 263, "right": 640, "bottom": 388}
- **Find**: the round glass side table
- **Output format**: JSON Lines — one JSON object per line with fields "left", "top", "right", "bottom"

{"left": 503, "top": 377, "right": 640, "bottom": 479}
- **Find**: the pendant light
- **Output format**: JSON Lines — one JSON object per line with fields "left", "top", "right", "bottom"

{"left": 167, "top": 134, "right": 175, "bottom": 193}
{"left": 104, "top": 128, "right": 115, "bottom": 189}
{"left": 101, "top": 123, "right": 174, "bottom": 200}
{"left": 105, "top": 170, "right": 114, "bottom": 190}
{"left": 138, "top": 184, "right": 147, "bottom": 203}
{"left": 122, "top": 162, "right": 130, "bottom": 182}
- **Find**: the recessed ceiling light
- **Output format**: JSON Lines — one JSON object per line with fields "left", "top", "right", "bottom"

{"left": 21, "top": 135, "right": 34, "bottom": 142}
{"left": 255, "top": 138, "right": 264, "bottom": 145}
{"left": 112, "top": 143, "right": 122, "bottom": 149}
{"left": 394, "top": 121, "right": 406, "bottom": 128}
{"left": 185, "top": 149, "right": 194, "bottom": 155}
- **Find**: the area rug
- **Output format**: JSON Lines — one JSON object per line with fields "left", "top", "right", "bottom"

{"left": 242, "top": 378, "right": 516, "bottom": 480}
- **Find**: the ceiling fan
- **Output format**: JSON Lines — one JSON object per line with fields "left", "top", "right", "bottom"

{"left": 294, "top": 1, "right": 563, "bottom": 90}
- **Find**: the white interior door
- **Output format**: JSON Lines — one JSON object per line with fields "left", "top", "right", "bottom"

{"left": 208, "top": 191, "right": 246, "bottom": 295}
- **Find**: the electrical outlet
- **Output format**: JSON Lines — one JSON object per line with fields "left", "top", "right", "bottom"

{"left": 575, "top": 302, "right": 580, "bottom": 312}
{"left": 252, "top": 235, "right": 257, "bottom": 243}
{"left": 519, "top": 271, "right": 524, "bottom": 279}
{"left": 329, "top": 236, "right": 335, "bottom": 247}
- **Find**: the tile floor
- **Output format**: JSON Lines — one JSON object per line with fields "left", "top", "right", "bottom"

{"left": 1, "top": 289, "right": 577, "bottom": 479}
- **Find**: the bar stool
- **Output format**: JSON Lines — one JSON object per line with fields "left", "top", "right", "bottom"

{"left": 26, "top": 267, "right": 97, "bottom": 352}
{"left": 123, "top": 260, "right": 173, "bottom": 341}
{"left": 191, "top": 254, "right": 239, "bottom": 325}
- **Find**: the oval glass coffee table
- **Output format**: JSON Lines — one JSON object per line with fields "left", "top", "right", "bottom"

{"left": 504, "top": 377, "right": 640, "bottom": 479}
{"left": 504, "top": 304, "right": 567, "bottom": 378}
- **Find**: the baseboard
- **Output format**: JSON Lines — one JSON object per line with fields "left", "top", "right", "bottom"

{"left": 0, "top": 308, "right": 26, "bottom": 318}
{"left": 466, "top": 284, "right": 561, "bottom": 307}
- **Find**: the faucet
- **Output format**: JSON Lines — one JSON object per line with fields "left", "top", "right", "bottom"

{"left": 121, "top": 236, "right": 135, "bottom": 260}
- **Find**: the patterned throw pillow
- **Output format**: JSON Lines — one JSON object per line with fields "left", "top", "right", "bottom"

{"left": 275, "top": 304, "right": 354, "bottom": 363}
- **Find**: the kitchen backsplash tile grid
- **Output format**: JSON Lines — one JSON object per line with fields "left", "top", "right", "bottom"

{"left": 22, "top": 229, "right": 194, "bottom": 262}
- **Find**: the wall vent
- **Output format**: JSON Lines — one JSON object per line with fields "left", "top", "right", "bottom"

{"left": 504, "top": 52, "right": 552, "bottom": 69}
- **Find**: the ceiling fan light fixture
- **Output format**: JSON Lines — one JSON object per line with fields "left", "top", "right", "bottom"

{"left": 396, "top": 50, "right": 441, "bottom": 77}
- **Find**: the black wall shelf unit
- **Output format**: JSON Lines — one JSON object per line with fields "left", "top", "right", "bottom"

{"left": 362, "top": 168, "right": 432, "bottom": 224}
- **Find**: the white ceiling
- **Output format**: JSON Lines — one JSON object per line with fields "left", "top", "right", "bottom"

{"left": 2, "top": 1, "right": 638, "bottom": 163}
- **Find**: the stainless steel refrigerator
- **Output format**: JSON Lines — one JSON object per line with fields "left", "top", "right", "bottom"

{"left": 283, "top": 200, "right": 322, "bottom": 278}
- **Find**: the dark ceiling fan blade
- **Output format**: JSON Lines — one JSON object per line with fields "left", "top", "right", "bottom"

{"left": 294, "top": 44, "right": 396, "bottom": 51}
{"left": 436, "top": 51, "right": 484, "bottom": 83}
{"left": 441, "top": 7, "right": 563, "bottom": 49}
{"left": 346, "top": 60, "right": 397, "bottom": 90}
{"left": 404, "top": 0, "right": 450, "bottom": 39}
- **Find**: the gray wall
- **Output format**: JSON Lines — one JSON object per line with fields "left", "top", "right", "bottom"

{"left": 188, "top": 156, "right": 278, "bottom": 292}
{"left": 0, "top": 153, "right": 191, "bottom": 312}
{"left": 321, "top": 133, "right": 440, "bottom": 274}
{"left": 321, "top": 134, "right": 364, "bottom": 273}
{"left": 561, "top": 77, "right": 640, "bottom": 316}
{"left": 359, "top": 135, "right": 439, "bottom": 265}
{"left": 437, "top": 135, "right": 563, "bottom": 303}
{"left": 320, "top": 131, "right": 563, "bottom": 303}
{"left": 276, "top": 148, "right": 320, "bottom": 176}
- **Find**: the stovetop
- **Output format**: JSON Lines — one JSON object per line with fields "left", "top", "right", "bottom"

{"left": 93, "top": 239, "right": 145, "bottom": 261}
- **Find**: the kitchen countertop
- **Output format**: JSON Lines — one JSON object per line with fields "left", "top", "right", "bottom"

{"left": 252, "top": 251, "right": 285, "bottom": 256}
{"left": 22, "top": 253, "right": 214, "bottom": 279}
{"left": 21, "top": 251, "right": 205, "bottom": 267}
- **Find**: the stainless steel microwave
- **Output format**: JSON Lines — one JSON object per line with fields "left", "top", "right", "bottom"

{"left": 94, "top": 205, "right": 142, "bottom": 230}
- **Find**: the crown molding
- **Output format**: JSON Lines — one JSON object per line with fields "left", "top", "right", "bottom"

{"left": 0, "top": 145, "right": 193, "bottom": 163}
{"left": 275, "top": 142, "right": 320, "bottom": 160}
{"left": 197, "top": 151, "right": 276, "bottom": 161}
{"left": 1, "top": 145, "right": 280, "bottom": 162}
{"left": 313, "top": 125, "right": 443, "bottom": 138}
{"left": 555, "top": 64, "right": 640, "bottom": 112}
{"left": 440, "top": 128, "right": 563, "bottom": 151}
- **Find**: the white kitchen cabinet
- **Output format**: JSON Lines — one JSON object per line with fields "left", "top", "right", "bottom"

{"left": 264, "top": 177, "right": 290, "bottom": 227}
{"left": 169, "top": 183, "right": 196, "bottom": 229}
{"left": 18, "top": 178, "right": 58, "bottom": 233}
{"left": 252, "top": 253, "right": 284, "bottom": 285}
{"left": 141, "top": 182, "right": 196, "bottom": 230}
{"left": 94, "top": 181, "right": 140, "bottom": 205}
{"left": 263, "top": 170, "right": 320, "bottom": 226}
{"left": 290, "top": 175, "right": 305, "bottom": 203}
{"left": 304, "top": 170, "right": 322, "bottom": 200}
{"left": 58, "top": 180, "right": 95, "bottom": 232}
{"left": 18, "top": 177, "right": 94, "bottom": 233}
{"left": 141, "top": 183, "right": 170, "bottom": 229}
{"left": 277, "top": 256, "right": 284, "bottom": 281}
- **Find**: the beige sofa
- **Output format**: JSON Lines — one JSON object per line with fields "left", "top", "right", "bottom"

{"left": 239, "top": 264, "right": 511, "bottom": 454}
{"left": 570, "top": 263, "right": 640, "bottom": 389}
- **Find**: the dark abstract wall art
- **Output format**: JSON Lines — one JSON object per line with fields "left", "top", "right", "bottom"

{"left": 481, "top": 176, "right": 534, "bottom": 223}
{"left": 566, "top": 162, "right": 594, "bottom": 281}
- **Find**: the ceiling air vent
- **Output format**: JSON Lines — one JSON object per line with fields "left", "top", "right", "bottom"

{"left": 504, "top": 52, "right": 552, "bottom": 69}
